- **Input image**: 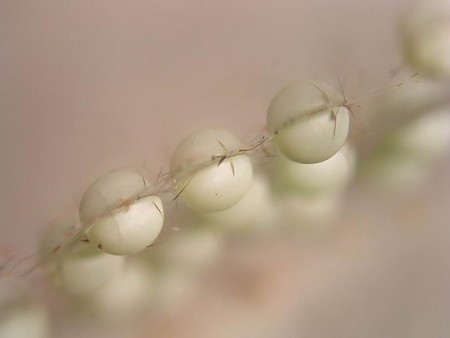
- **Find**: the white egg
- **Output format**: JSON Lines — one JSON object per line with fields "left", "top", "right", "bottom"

{"left": 80, "top": 262, "right": 154, "bottom": 320}
{"left": 402, "top": 0, "right": 450, "bottom": 78}
{"left": 267, "top": 81, "right": 350, "bottom": 164}
{"left": 55, "top": 241, "right": 125, "bottom": 294}
{"left": 79, "top": 169, "right": 164, "bottom": 255}
{"left": 389, "top": 108, "right": 450, "bottom": 162}
{"left": 201, "top": 175, "right": 277, "bottom": 234}
{"left": 0, "top": 279, "right": 51, "bottom": 338}
{"left": 170, "top": 128, "right": 253, "bottom": 212}
{"left": 85, "top": 195, "right": 164, "bottom": 255}
{"left": 156, "top": 228, "right": 225, "bottom": 270}
{"left": 276, "top": 144, "right": 356, "bottom": 195}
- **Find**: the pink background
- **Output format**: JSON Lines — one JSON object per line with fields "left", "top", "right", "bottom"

{"left": 2, "top": 1, "right": 449, "bottom": 337}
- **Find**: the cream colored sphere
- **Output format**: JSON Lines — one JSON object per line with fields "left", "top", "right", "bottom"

{"left": 276, "top": 144, "right": 355, "bottom": 195}
{"left": 79, "top": 169, "right": 150, "bottom": 223}
{"left": 0, "top": 279, "right": 51, "bottom": 338}
{"left": 79, "top": 169, "right": 164, "bottom": 255}
{"left": 202, "top": 175, "right": 277, "bottom": 233}
{"left": 55, "top": 241, "right": 125, "bottom": 294}
{"left": 85, "top": 195, "right": 164, "bottom": 255}
{"left": 390, "top": 108, "right": 450, "bottom": 162}
{"left": 81, "top": 262, "right": 154, "bottom": 320}
{"left": 170, "top": 128, "right": 253, "bottom": 212}
{"left": 157, "top": 228, "right": 225, "bottom": 270}
{"left": 402, "top": 0, "right": 450, "bottom": 78}
{"left": 267, "top": 81, "right": 350, "bottom": 164}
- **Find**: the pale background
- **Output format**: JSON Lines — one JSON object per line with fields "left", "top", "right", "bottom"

{"left": 1, "top": 1, "right": 449, "bottom": 337}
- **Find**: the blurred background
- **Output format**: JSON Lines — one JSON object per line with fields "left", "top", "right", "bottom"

{"left": 1, "top": 0, "right": 449, "bottom": 337}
